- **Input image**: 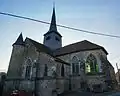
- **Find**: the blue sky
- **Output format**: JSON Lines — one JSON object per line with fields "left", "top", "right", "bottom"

{"left": 0, "top": 0, "right": 120, "bottom": 73}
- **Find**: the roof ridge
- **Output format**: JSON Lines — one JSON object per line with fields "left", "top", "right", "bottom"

{"left": 57, "top": 40, "right": 101, "bottom": 50}
{"left": 54, "top": 40, "right": 108, "bottom": 56}
{"left": 26, "top": 37, "right": 50, "bottom": 48}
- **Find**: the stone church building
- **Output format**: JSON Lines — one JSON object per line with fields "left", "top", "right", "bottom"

{"left": 4, "top": 8, "right": 116, "bottom": 96}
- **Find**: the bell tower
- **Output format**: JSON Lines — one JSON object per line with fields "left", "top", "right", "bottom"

{"left": 43, "top": 7, "right": 62, "bottom": 50}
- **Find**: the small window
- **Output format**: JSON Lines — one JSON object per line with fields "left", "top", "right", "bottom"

{"left": 25, "top": 65, "right": 31, "bottom": 78}
{"left": 46, "top": 36, "right": 51, "bottom": 40}
{"left": 44, "top": 64, "right": 48, "bottom": 76}
{"left": 25, "top": 58, "right": 32, "bottom": 79}
{"left": 61, "top": 64, "right": 64, "bottom": 77}
{"left": 55, "top": 37, "right": 60, "bottom": 41}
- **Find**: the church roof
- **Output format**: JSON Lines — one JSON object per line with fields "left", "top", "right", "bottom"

{"left": 27, "top": 38, "right": 53, "bottom": 55}
{"left": 26, "top": 38, "right": 108, "bottom": 58}
{"left": 26, "top": 38, "right": 70, "bottom": 65}
{"left": 53, "top": 40, "right": 108, "bottom": 56}
{"left": 44, "top": 7, "right": 62, "bottom": 37}
{"left": 13, "top": 33, "right": 24, "bottom": 46}
{"left": 54, "top": 58, "right": 70, "bottom": 65}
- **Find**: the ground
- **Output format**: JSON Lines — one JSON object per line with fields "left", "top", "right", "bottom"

{"left": 59, "top": 90, "right": 120, "bottom": 96}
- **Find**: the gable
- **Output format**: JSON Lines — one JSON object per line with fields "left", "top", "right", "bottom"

{"left": 25, "top": 37, "right": 53, "bottom": 56}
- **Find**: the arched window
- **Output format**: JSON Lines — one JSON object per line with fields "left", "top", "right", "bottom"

{"left": 72, "top": 56, "right": 79, "bottom": 74}
{"left": 86, "top": 54, "right": 99, "bottom": 73}
{"left": 61, "top": 64, "right": 64, "bottom": 77}
{"left": 25, "top": 58, "right": 32, "bottom": 78}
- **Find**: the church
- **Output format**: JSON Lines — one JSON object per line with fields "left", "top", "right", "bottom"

{"left": 3, "top": 7, "right": 117, "bottom": 96}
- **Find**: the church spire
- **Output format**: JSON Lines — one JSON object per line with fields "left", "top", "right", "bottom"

{"left": 44, "top": 7, "right": 62, "bottom": 37}
{"left": 13, "top": 33, "right": 24, "bottom": 46}
{"left": 49, "top": 7, "right": 57, "bottom": 32}
{"left": 43, "top": 7, "right": 62, "bottom": 50}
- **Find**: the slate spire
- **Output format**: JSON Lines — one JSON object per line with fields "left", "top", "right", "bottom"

{"left": 13, "top": 33, "right": 24, "bottom": 46}
{"left": 43, "top": 6, "right": 62, "bottom": 50}
{"left": 44, "top": 7, "right": 62, "bottom": 37}
{"left": 49, "top": 7, "right": 57, "bottom": 32}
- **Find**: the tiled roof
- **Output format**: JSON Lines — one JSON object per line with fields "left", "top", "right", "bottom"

{"left": 53, "top": 40, "right": 108, "bottom": 56}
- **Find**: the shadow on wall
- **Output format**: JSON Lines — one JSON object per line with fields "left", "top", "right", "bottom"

{"left": 0, "top": 73, "right": 6, "bottom": 96}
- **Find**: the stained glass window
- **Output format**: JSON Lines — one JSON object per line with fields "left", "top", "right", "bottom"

{"left": 86, "top": 63, "right": 91, "bottom": 72}
{"left": 86, "top": 54, "right": 99, "bottom": 73}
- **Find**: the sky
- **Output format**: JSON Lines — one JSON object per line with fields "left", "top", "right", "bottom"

{"left": 0, "top": 0, "right": 120, "bottom": 73}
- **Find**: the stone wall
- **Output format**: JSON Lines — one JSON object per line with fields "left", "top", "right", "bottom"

{"left": 37, "top": 52, "right": 57, "bottom": 78}
{"left": 70, "top": 76, "right": 81, "bottom": 91}
{"left": 4, "top": 79, "right": 34, "bottom": 94}
{"left": 21, "top": 39, "right": 39, "bottom": 78}
{"left": 58, "top": 49, "right": 106, "bottom": 74}
{"left": 4, "top": 78, "right": 57, "bottom": 96}
{"left": 86, "top": 75, "right": 106, "bottom": 90}
{"left": 7, "top": 45, "right": 25, "bottom": 78}
{"left": 57, "top": 49, "right": 108, "bottom": 91}
{"left": 38, "top": 52, "right": 70, "bottom": 95}
{"left": 56, "top": 78, "right": 69, "bottom": 94}
{"left": 37, "top": 78, "right": 56, "bottom": 96}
